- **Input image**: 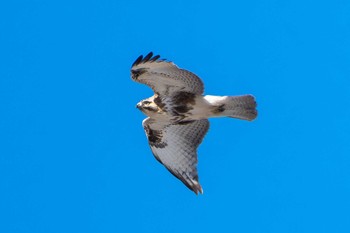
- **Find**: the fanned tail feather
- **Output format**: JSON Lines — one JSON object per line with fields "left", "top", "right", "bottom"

{"left": 209, "top": 95, "right": 257, "bottom": 121}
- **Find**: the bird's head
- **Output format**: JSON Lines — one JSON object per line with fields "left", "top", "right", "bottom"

{"left": 136, "top": 99, "right": 158, "bottom": 115}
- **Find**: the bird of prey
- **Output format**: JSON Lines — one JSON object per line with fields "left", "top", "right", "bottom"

{"left": 131, "top": 52, "right": 257, "bottom": 194}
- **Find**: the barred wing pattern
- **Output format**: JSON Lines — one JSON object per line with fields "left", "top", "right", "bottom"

{"left": 131, "top": 52, "right": 204, "bottom": 95}
{"left": 142, "top": 118, "right": 209, "bottom": 194}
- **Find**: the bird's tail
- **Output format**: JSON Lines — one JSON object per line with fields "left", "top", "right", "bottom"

{"left": 206, "top": 95, "right": 257, "bottom": 121}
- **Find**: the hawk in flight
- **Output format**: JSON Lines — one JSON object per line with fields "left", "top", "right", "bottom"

{"left": 131, "top": 52, "right": 257, "bottom": 194}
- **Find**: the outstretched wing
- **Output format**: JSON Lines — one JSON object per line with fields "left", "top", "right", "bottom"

{"left": 142, "top": 118, "right": 209, "bottom": 194}
{"left": 131, "top": 52, "right": 204, "bottom": 95}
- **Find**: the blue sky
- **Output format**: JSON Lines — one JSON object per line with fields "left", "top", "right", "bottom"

{"left": 1, "top": 0, "right": 349, "bottom": 232}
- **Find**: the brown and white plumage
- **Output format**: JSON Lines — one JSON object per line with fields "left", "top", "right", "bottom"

{"left": 131, "top": 52, "right": 204, "bottom": 95}
{"left": 131, "top": 52, "right": 257, "bottom": 194}
{"left": 142, "top": 118, "right": 209, "bottom": 194}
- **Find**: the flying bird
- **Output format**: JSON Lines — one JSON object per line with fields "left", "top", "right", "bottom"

{"left": 131, "top": 52, "right": 257, "bottom": 194}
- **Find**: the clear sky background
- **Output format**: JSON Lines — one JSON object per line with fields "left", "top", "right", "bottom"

{"left": 1, "top": 1, "right": 349, "bottom": 233}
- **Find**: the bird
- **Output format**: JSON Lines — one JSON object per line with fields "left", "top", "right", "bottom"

{"left": 131, "top": 52, "right": 257, "bottom": 194}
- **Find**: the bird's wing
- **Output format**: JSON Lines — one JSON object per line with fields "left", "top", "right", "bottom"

{"left": 131, "top": 52, "right": 204, "bottom": 95}
{"left": 142, "top": 117, "right": 209, "bottom": 194}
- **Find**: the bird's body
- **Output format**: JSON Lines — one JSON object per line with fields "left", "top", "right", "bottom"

{"left": 131, "top": 52, "right": 257, "bottom": 194}
{"left": 137, "top": 94, "right": 256, "bottom": 122}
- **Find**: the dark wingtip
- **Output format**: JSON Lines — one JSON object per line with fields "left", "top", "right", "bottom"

{"left": 143, "top": 52, "right": 153, "bottom": 61}
{"left": 131, "top": 52, "right": 163, "bottom": 68}
{"left": 131, "top": 54, "right": 143, "bottom": 67}
{"left": 150, "top": 54, "right": 160, "bottom": 62}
